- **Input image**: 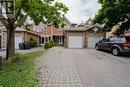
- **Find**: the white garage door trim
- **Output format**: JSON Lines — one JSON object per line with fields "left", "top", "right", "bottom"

{"left": 88, "top": 36, "right": 102, "bottom": 48}
{"left": 68, "top": 36, "right": 83, "bottom": 48}
{"left": 15, "top": 35, "right": 23, "bottom": 49}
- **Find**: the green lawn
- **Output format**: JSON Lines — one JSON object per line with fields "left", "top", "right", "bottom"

{"left": 0, "top": 48, "right": 46, "bottom": 87}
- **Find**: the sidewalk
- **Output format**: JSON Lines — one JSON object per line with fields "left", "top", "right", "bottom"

{"left": 0, "top": 47, "right": 41, "bottom": 58}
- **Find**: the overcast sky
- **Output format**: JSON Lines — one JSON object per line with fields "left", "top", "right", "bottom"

{"left": 57, "top": 0, "right": 100, "bottom": 24}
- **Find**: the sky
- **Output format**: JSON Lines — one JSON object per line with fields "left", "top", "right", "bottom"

{"left": 57, "top": 0, "right": 100, "bottom": 24}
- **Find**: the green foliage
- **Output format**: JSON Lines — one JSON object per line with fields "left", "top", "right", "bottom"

{"left": 26, "top": 38, "right": 39, "bottom": 47}
{"left": 44, "top": 40, "right": 55, "bottom": 49}
{"left": 113, "top": 28, "right": 125, "bottom": 35}
{"left": 49, "top": 40, "right": 55, "bottom": 46}
{"left": 14, "top": 0, "right": 68, "bottom": 28}
{"left": 93, "top": 0, "right": 130, "bottom": 35}
{"left": 29, "top": 40, "right": 39, "bottom": 47}
{"left": 0, "top": 0, "right": 68, "bottom": 59}
{"left": 0, "top": 48, "right": 46, "bottom": 87}
{"left": 44, "top": 42, "right": 50, "bottom": 49}
{"left": 0, "top": 0, "right": 68, "bottom": 28}
{"left": 6, "top": 53, "right": 23, "bottom": 65}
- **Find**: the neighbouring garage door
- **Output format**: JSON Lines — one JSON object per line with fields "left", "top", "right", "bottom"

{"left": 68, "top": 36, "right": 83, "bottom": 48}
{"left": 88, "top": 36, "right": 102, "bottom": 48}
{"left": 15, "top": 36, "right": 22, "bottom": 49}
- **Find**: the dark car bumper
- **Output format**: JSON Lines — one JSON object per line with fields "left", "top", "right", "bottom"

{"left": 120, "top": 47, "right": 130, "bottom": 54}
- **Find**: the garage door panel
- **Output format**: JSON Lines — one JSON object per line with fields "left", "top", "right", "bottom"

{"left": 88, "top": 36, "right": 102, "bottom": 48}
{"left": 15, "top": 36, "right": 22, "bottom": 49}
{"left": 68, "top": 36, "right": 83, "bottom": 48}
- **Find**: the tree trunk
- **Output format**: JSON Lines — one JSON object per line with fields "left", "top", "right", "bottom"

{"left": 6, "top": 24, "right": 15, "bottom": 60}
{"left": 103, "top": 32, "right": 106, "bottom": 38}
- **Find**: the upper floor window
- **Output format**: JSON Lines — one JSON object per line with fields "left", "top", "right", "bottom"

{"left": 63, "top": 25, "right": 70, "bottom": 29}
{"left": 44, "top": 26, "right": 47, "bottom": 31}
{"left": 35, "top": 24, "right": 45, "bottom": 32}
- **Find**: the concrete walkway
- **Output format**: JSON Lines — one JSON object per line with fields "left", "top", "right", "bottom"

{"left": 36, "top": 47, "right": 83, "bottom": 87}
{"left": 0, "top": 47, "right": 41, "bottom": 58}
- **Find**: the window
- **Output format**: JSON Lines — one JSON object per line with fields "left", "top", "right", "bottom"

{"left": 49, "top": 37, "right": 51, "bottom": 40}
{"left": 42, "top": 37, "right": 44, "bottom": 44}
{"left": 59, "top": 37, "right": 63, "bottom": 44}
{"left": 44, "top": 26, "right": 47, "bottom": 31}
{"left": 36, "top": 24, "right": 44, "bottom": 32}
{"left": 125, "top": 36, "right": 130, "bottom": 42}
{"left": 116, "top": 37, "right": 125, "bottom": 42}
{"left": 101, "top": 38, "right": 109, "bottom": 42}
{"left": 109, "top": 37, "right": 114, "bottom": 42}
{"left": 45, "top": 37, "right": 48, "bottom": 42}
{"left": 110, "top": 37, "right": 126, "bottom": 42}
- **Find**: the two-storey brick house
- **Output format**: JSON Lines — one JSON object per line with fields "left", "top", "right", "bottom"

{"left": 35, "top": 17, "right": 71, "bottom": 46}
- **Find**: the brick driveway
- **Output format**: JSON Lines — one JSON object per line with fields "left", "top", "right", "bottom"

{"left": 36, "top": 47, "right": 130, "bottom": 87}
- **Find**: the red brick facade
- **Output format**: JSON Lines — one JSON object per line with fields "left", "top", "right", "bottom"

{"left": 37, "top": 25, "right": 63, "bottom": 36}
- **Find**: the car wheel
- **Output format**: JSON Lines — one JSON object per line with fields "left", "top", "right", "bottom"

{"left": 95, "top": 45, "right": 99, "bottom": 51}
{"left": 112, "top": 48, "right": 120, "bottom": 56}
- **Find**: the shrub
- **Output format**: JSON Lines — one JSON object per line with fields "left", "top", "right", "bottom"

{"left": 49, "top": 42, "right": 53, "bottom": 48}
{"left": 29, "top": 40, "right": 39, "bottom": 47}
{"left": 49, "top": 40, "right": 55, "bottom": 46}
{"left": 48, "top": 41, "right": 53, "bottom": 48}
{"left": 44, "top": 40, "right": 55, "bottom": 49}
{"left": 44, "top": 42, "right": 50, "bottom": 49}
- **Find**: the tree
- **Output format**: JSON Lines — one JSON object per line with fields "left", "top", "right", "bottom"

{"left": 93, "top": 0, "right": 130, "bottom": 35}
{"left": 0, "top": 0, "right": 68, "bottom": 60}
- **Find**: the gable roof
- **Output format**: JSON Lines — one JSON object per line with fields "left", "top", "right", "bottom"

{"left": 63, "top": 16, "right": 71, "bottom": 24}
{"left": 64, "top": 25, "right": 95, "bottom": 32}
{"left": 84, "top": 18, "right": 92, "bottom": 25}
{"left": 3, "top": 27, "right": 40, "bottom": 36}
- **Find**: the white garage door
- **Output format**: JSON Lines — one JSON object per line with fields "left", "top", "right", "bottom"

{"left": 15, "top": 36, "right": 22, "bottom": 49}
{"left": 88, "top": 36, "right": 102, "bottom": 48}
{"left": 68, "top": 36, "right": 83, "bottom": 48}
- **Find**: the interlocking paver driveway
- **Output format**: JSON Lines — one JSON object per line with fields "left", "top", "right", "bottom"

{"left": 36, "top": 47, "right": 130, "bottom": 87}
{"left": 36, "top": 47, "right": 83, "bottom": 87}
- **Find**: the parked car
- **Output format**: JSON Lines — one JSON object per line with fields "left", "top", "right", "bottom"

{"left": 95, "top": 36, "right": 130, "bottom": 56}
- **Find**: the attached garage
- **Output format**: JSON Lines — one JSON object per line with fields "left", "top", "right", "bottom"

{"left": 87, "top": 33, "right": 102, "bottom": 48}
{"left": 64, "top": 26, "right": 103, "bottom": 48}
{"left": 15, "top": 35, "right": 23, "bottom": 49}
{"left": 68, "top": 36, "right": 83, "bottom": 48}
{"left": 88, "top": 36, "right": 102, "bottom": 48}
{"left": 2, "top": 27, "right": 40, "bottom": 49}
